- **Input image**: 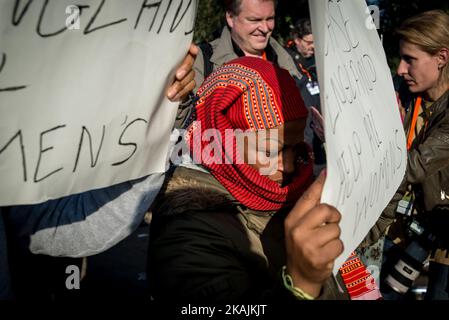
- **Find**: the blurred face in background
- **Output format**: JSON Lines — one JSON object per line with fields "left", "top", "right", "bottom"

{"left": 294, "top": 33, "right": 314, "bottom": 58}
{"left": 226, "top": 0, "right": 275, "bottom": 57}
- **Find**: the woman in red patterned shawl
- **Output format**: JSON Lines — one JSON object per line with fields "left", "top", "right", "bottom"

{"left": 149, "top": 56, "right": 351, "bottom": 301}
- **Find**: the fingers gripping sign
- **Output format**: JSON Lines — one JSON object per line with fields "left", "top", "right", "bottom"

{"left": 166, "top": 43, "right": 199, "bottom": 102}
{"left": 284, "top": 170, "right": 344, "bottom": 298}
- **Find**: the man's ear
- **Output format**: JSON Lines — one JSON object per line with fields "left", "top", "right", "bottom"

{"left": 226, "top": 11, "right": 234, "bottom": 29}
{"left": 437, "top": 47, "right": 449, "bottom": 69}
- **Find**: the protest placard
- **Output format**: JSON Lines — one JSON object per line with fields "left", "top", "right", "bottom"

{"left": 0, "top": 0, "right": 196, "bottom": 205}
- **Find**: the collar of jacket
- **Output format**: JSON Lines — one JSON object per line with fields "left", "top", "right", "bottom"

{"left": 229, "top": 33, "right": 278, "bottom": 63}
{"left": 404, "top": 89, "right": 449, "bottom": 132}
{"left": 288, "top": 46, "right": 308, "bottom": 65}
{"left": 209, "top": 27, "right": 240, "bottom": 68}
{"left": 210, "top": 27, "right": 302, "bottom": 82}
{"left": 427, "top": 89, "right": 449, "bottom": 121}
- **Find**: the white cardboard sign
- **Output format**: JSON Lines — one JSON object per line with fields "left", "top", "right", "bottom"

{"left": 309, "top": 0, "right": 407, "bottom": 273}
{"left": 0, "top": 0, "right": 196, "bottom": 205}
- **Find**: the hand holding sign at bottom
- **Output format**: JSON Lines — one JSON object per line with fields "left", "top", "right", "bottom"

{"left": 0, "top": 43, "right": 199, "bottom": 300}
{"left": 285, "top": 171, "right": 344, "bottom": 298}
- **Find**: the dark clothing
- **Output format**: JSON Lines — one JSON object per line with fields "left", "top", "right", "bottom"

{"left": 393, "top": 75, "right": 413, "bottom": 113}
{"left": 148, "top": 166, "right": 349, "bottom": 302}
{"left": 405, "top": 90, "right": 449, "bottom": 299}
{"left": 376, "top": 90, "right": 449, "bottom": 300}
{"left": 230, "top": 37, "right": 278, "bottom": 65}
{"left": 286, "top": 46, "right": 325, "bottom": 166}
{"left": 0, "top": 210, "right": 13, "bottom": 300}
{"left": 360, "top": 181, "right": 407, "bottom": 248}
{"left": 285, "top": 46, "right": 319, "bottom": 109}
{"left": 287, "top": 47, "right": 317, "bottom": 73}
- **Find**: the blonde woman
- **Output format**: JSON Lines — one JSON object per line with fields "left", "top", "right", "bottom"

{"left": 383, "top": 10, "right": 449, "bottom": 299}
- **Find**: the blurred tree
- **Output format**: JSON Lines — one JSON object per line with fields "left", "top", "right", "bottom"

{"left": 193, "top": 0, "right": 225, "bottom": 43}
{"left": 272, "top": 0, "right": 309, "bottom": 45}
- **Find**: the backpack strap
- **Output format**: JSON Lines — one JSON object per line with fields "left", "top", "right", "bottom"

{"left": 198, "top": 42, "right": 214, "bottom": 79}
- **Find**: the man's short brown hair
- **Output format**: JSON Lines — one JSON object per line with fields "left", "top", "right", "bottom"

{"left": 224, "top": 0, "right": 277, "bottom": 16}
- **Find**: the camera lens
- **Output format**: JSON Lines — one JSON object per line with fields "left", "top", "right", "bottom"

{"left": 385, "top": 241, "right": 429, "bottom": 294}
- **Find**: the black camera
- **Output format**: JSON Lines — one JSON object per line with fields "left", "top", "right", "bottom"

{"left": 384, "top": 217, "right": 437, "bottom": 295}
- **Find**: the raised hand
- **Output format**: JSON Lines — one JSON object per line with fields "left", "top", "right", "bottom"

{"left": 284, "top": 171, "right": 344, "bottom": 297}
